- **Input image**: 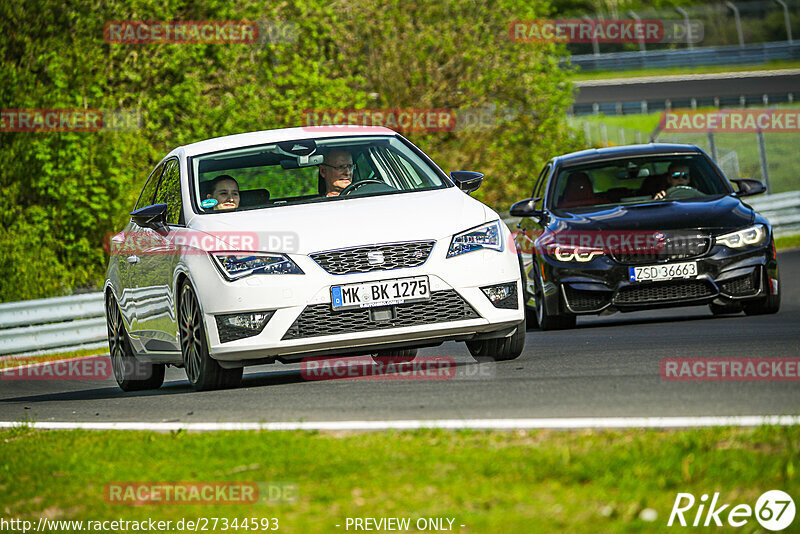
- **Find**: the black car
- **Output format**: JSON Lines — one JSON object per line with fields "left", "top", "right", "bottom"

{"left": 510, "top": 144, "right": 780, "bottom": 330}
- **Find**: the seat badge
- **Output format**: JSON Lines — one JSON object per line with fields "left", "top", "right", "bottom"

{"left": 367, "top": 251, "right": 385, "bottom": 265}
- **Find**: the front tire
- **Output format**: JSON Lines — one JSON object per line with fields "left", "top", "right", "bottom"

{"left": 179, "top": 283, "right": 243, "bottom": 391}
{"left": 106, "top": 294, "right": 165, "bottom": 392}
{"left": 466, "top": 315, "right": 526, "bottom": 362}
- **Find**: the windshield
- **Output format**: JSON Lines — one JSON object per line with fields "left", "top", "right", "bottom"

{"left": 189, "top": 135, "right": 448, "bottom": 213}
{"left": 550, "top": 155, "right": 731, "bottom": 211}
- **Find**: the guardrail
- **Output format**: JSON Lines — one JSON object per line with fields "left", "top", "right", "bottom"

{"left": 0, "top": 292, "right": 107, "bottom": 359}
{"left": 568, "top": 41, "right": 800, "bottom": 72}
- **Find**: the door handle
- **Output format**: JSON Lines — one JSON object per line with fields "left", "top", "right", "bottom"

{"left": 126, "top": 255, "right": 140, "bottom": 265}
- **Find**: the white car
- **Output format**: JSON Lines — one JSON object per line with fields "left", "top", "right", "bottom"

{"left": 104, "top": 126, "right": 525, "bottom": 391}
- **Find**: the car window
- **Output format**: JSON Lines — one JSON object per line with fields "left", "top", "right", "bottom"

{"left": 134, "top": 161, "right": 165, "bottom": 211}
{"left": 189, "top": 136, "right": 448, "bottom": 213}
{"left": 551, "top": 155, "right": 730, "bottom": 211}
{"left": 532, "top": 164, "right": 550, "bottom": 210}
{"left": 153, "top": 159, "right": 182, "bottom": 224}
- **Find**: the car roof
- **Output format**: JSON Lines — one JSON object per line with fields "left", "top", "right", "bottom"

{"left": 553, "top": 143, "right": 703, "bottom": 167}
{"left": 179, "top": 126, "right": 398, "bottom": 158}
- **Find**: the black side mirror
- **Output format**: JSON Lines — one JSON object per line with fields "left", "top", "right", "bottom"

{"left": 731, "top": 179, "right": 766, "bottom": 197}
{"left": 131, "top": 203, "right": 169, "bottom": 234}
{"left": 450, "top": 171, "right": 484, "bottom": 193}
{"left": 509, "top": 197, "right": 544, "bottom": 219}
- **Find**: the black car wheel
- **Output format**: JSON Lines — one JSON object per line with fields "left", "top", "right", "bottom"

{"left": 532, "top": 269, "right": 576, "bottom": 330}
{"left": 106, "top": 294, "right": 165, "bottom": 391}
{"left": 179, "top": 282, "right": 243, "bottom": 391}
{"left": 466, "top": 315, "right": 526, "bottom": 362}
{"left": 372, "top": 348, "right": 417, "bottom": 365}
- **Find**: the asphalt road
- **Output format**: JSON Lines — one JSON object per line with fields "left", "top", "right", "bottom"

{"left": 573, "top": 69, "right": 800, "bottom": 105}
{"left": 1, "top": 250, "right": 799, "bottom": 424}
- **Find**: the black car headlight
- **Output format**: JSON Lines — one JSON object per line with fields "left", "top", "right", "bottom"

{"left": 211, "top": 252, "right": 304, "bottom": 280}
{"left": 716, "top": 224, "right": 767, "bottom": 249}
{"left": 447, "top": 221, "right": 503, "bottom": 258}
{"left": 552, "top": 245, "right": 604, "bottom": 263}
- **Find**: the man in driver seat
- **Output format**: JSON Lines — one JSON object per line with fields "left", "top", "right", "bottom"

{"left": 653, "top": 162, "right": 703, "bottom": 200}
{"left": 319, "top": 149, "right": 354, "bottom": 197}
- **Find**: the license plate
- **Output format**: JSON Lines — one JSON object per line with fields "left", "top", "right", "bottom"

{"left": 629, "top": 262, "right": 698, "bottom": 282}
{"left": 331, "top": 276, "right": 430, "bottom": 310}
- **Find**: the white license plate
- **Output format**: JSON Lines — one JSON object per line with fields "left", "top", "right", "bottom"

{"left": 331, "top": 276, "right": 430, "bottom": 310}
{"left": 629, "top": 262, "right": 698, "bottom": 282}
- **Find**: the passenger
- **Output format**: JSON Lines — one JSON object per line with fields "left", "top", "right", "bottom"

{"left": 205, "top": 175, "right": 240, "bottom": 210}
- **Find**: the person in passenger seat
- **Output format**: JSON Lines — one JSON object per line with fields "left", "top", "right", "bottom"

{"left": 205, "top": 175, "right": 240, "bottom": 210}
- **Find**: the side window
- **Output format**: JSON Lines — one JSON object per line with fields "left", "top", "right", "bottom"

{"left": 533, "top": 164, "right": 551, "bottom": 209}
{"left": 134, "top": 162, "right": 165, "bottom": 211}
{"left": 154, "top": 159, "right": 182, "bottom": 224}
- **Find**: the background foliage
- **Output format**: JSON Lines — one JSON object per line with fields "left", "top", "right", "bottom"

{"left": 1, "top": 0, "right": 579, "bottom": 301}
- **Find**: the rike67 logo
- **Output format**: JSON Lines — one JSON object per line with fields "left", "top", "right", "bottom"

{"left": 668, "top": 490, "right": 795, "bottom": 531}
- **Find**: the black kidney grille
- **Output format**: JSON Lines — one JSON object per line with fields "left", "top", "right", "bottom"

{"left": 611, "top": 234, "right": 711, "bottom": 265}
{"left": 563, "top": 286, "right": 611, "bottom": 312}
{"left": 282, "top": 290, "right": 479, "bottom": 340}
{"left": 720, "top": 271, "right": 760, "bottom": 297}
{"left": 614, "top": 280, "right": 715, "bottom": 305}
{"left": 311, "top": 241, "right": 435, "bottom": 275}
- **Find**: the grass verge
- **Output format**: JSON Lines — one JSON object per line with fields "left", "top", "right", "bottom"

{"left": 1, "top": 426, "right": 797, "bottom": 532}
{"left": 776, "top": 233, "right": 800, "bottom": 251}
{"left": 0, "top": 347, "right": 108, "bottom": 370}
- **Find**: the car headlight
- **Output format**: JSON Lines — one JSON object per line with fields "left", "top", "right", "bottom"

{"left": 211, "top": 252, "right": 304, "bottom": 280}
{"left": 447, "top": 221, "right": 503, "bottom": 258}
{"left": 553, "top": 246, "right": 604, "bottom": 262}
{"left": 716, "top": 224, "right": 767, "bottom": 249}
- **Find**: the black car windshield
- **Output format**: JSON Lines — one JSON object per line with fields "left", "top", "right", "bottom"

{"left": 550, "top": 155, "right": 731, "bottom": 211}
{"left": 189, "top": 135, "right": 447, "bottom": 213}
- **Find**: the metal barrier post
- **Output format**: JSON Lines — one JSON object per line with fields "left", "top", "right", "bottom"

{"left": 757, "top": 130, "right": 772, "bottom": 194}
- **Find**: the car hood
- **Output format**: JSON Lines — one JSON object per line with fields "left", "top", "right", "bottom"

{"left": 552, "top": 195, "right": 754, "bottom": 234}
{"left": 187, "top": 188, "right": 491, "bottom": 254}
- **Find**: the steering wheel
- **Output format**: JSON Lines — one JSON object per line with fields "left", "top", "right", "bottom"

{"left": 340, "top": 179, "right": 385, "bottom": 196}
{"left": 663, "top": 185, "right": 702, "bottom": 199}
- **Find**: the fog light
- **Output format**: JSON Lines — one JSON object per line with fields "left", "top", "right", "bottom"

{"left": 215, "top": 311, "right": 275, "bottom": 343}
{"left": 481, "top": 282, "right": 518, "bottom": 309}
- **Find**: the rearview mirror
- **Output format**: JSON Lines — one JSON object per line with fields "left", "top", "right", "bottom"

{"left": 509, "top": 197, "right": 543, "bottom": 219}
{"left": 131, "top": 203, "right": 169, "bottom": 234}
{"left": 731, "top": 179, "right": 766, "bottom": 197}
{"left": 450, "top": 171, "right": 483, "bottom": 194}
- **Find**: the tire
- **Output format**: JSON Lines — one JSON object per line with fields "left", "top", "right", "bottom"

{"left": 372, "top": 348, "right": 418, "bottom": 365}
{"left": 532, "top": 271, "right": 576, "bottom": 330}
{"left": 709, "top": 302, "right": 742, "bottom": 316}
{"left": 742, "top": 270, "right": 781, "bottom": 316}
{"left": 106, "top": 294, "right": 165, "bottom": 392}
{"left": 179, "top": 283, "right": 243, "bottom": 391}
{"left": 466, "top": 315, "right": 526, "bottom": 362}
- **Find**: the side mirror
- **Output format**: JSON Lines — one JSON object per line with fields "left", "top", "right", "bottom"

{"left": 509, "top": 197, "right": 544, "bottom": 219}
{"left": 731, "top": 179, "right": 766, "bottom": 197}
{"left": 450, "top": 171, "right": 484, "bottom": 194}
{"left": 131, "top": 203, "right": 169, "bottom": 234}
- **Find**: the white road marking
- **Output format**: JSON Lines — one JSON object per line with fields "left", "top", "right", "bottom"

{"left": 574, "top": 68, "right": 800, "bottom": 87}
{"left": 0, "top": 416, "right": 797, "bottom": 432}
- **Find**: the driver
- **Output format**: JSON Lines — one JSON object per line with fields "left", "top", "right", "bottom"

{"left": 653, "top": 163, "right": 698, "bottom": 200}
{"left": 319, "top": 149, "right": 354, "bottom": 197}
